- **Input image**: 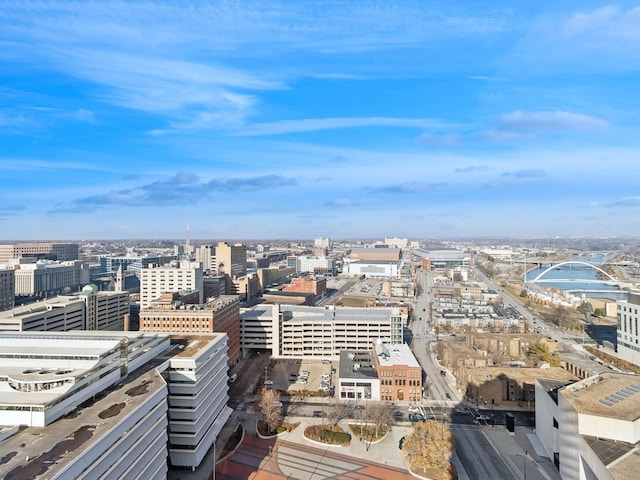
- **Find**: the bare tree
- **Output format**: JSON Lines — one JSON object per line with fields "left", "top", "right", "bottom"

{"left": 326, "top": 402, "right": 350, "bottom": 427}
{"left": 258, "top": 388, "right": 282, "bottom": 434}
{"left": 366, "top": 403, "right": 394, "bottom": 439}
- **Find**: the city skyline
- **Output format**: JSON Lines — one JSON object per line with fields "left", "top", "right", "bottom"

{"left": 1, "top": 1, "right": 640, "bottom": 240}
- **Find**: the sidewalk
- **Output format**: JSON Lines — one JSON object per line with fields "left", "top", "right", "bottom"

{"left": 483, "top": 426, "right": 561, "bottom": 480}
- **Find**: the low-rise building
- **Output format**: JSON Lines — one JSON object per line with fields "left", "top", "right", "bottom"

{"left": 536, "top": 372, "right": 640, "bottom": 480}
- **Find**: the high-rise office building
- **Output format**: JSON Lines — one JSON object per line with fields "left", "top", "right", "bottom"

{"left": 140, "top": 261, "right": 203, "bottom": 309}
{"left": 0, "top": 267, "right": 14, "bottom": 312}
{"left": 215, "top": 242, "right": 246, "bottom": 278}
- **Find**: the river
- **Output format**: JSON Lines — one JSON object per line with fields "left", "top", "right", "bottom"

{"left": 525, "top": 252, "right": 628, "bottom": 300}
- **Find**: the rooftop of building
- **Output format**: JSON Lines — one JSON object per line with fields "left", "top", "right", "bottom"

{"left": 374, "top": 342, "right": 420, "bottom": 368}
{"left": 339, "top": 350, "right": 378, "bottom": 380}
{"left": 281, "top": 304, "right": 396, "bottom": 323}
{"left": 0, "top": 332, "right": 167, "bottom": 406}
{"left": 413, "top": 248, "right": 468, "bottom": 258}
{"left": 560, "top": 372, "right": 640, "bottom": 422}
{"left": 0, "top": 357, "right": 166, "bottom": 480}
{"left": 0, "top": 296, "right": 83, "bottom": 319}
{"left": 559, "top": 350, "right": 616, "bottom": 377}
{"left": 537, "top": 378, "right": 574, "bottom": 404}
{"left": 346, "top": 259, "right": 400, "bottom": 265}
{"left": 161, "top": 334, "right": 227, "bottom": 359}
{"left": 350, "top": 247, "right": 401, "bottom": 253}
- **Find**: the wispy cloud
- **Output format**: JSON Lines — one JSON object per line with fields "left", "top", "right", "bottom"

{"left": 455, "top": 165, "right": 492, "bottom": 174}
{"left": 602, "top": 196, "right": 640, "bottom": 208}
{"left": 323, "top": 198, "right": 380, "bottom": 208}
{"left": 53, "top": 173, "right": 297, "bottom": 210}
{"left": 234, "top": 117, "right": 448, "bottom": 136}
{"left": 0, "top": 204, "right": 26, "bottom": 217}
{"left": 416, "top": 132, "right": 459, "bottom": 146}
{"left": 501, "top": 169, "right": 546, "bottom": 179}
{"left": 483, "top": 110, "right": 608, "bottom": 140}
{"left": 376, "top": 182, "right": 446, "bottom": 194}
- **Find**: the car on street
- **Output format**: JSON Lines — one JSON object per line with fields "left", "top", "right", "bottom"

{"left": 476, "top": 415, "right": 491, "bottom": 422}
{"left": 313, "top": 410, "right": 325, "bottom": 417}
{"left": 297, "top": 378, "right": 307, "bottom": 384}
{"left": 263, "top": 379, "right": 274, "bottom": 386}
{"left": 445, "top": 393, "right": 451, "bottom": 400}
{"left": 408, "top": 405, "right": 421, "bottom": 413}
{"left": 228, "top": 373, "right": 237, "bottom": 383}
{"left": 409, "top": 413, "right": 427, "bottom": 423}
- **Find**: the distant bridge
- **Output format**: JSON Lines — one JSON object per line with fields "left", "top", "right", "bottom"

{"left": 527, "top": 260, "right": 619, "bottom": 285}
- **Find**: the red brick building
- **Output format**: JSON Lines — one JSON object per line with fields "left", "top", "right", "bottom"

{"left": 372, "top": 342, "right": 423, "bottom": 403}
{"left": 139, "top": 295, "right": 241, "bottom": 365}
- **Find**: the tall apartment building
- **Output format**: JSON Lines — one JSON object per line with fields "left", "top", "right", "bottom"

{"left": 617, "top": 292, "right": 640, "bottom": 366}
{"left": 0, "top": 286, "right": 129, "bottom": 331}
{"left": 140, "top": 296, "right": 241, "bottom": 365}
{"left": 0, "top": 331, "right": 232, "bottom": 477}
{"left": 12, "top": 259, "right": 90, "bottom": 297}
{"left": 140, "top": 261, "right": 203, "bottom": 309}
{"left": 216, "top": 242, "right": 246, "bottom": 279}
{"left": 0, "top": 242, "right": 79, "bottom": 264}
{"left": 0, "top": 267, "right": 14, "bottom": 311}
{"left": 195, "top": 244, "right": 215, "bottom": 271}
{"left": 314, "top": 237, "right": 330, "bottom": 249}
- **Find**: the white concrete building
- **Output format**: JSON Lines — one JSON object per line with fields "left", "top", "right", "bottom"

{"left": 535, "top": 373, "right": 640, "bottom": 480}
{"left": 12, "top": 259, "right": 90, "bottom": 296}
{"left": 344, "top": 260, "right": 399, "bottom": 278}
{"left": 240, "top": 304, "right": 407, "bottom": 358}
{"left": 0, "top": 331, "right": 232, "bottom": 477}
{"left": 159, "top": 334, "right": 232, "bottom": 469}
{"left": 617, "top": 292, "right": 640, "bottom": 367}
{"left": 296, "top": 255, "right": 336, "bottom": 275}
{"left": 140, "top": 260, "right": 203, "bottom": 308}
{"left": 0, "top": 286, "right": 129, "bottom": 332}
{"left": 0, "top": 331, "right": 170, "bottom": 427}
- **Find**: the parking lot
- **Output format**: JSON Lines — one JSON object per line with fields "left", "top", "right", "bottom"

{"left": 264, "top": 358, "right": 335, "bottom": 395}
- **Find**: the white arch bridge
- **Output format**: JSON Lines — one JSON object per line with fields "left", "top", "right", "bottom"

{"left": 527, "top": 261, "right": 619, "bottom": 285}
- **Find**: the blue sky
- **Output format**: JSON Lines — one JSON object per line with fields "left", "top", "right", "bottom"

{"left": 1, "top": 1, "right": 639, "bottom": 240}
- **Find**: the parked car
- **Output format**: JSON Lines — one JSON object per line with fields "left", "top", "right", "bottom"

{"left": 228, "top": 373, "right": 237, "bottom": 383}
{"left": 408, "top": 405, "right": 421, "bottom": 413}
{"left": 263, "top": 379, "right": 273, "bottom": 386}
{"left": 476, "top": 415, "right": 491, "bottom": 422}
{"left": 313, "top": 410, "right": 325, "bottom": 417}
{"left": 297, "top": 378, "right": 307, "bottom": 384}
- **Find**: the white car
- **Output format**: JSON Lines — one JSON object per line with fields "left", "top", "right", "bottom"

{"left": 263, "top": 379, "right": 274, "bottom": 386}
{"left": 476, "top": 415, "right": 490, "bottom": 422}
{"left": 297, "top": 378, "right": 307, "bottom": 384}
{"left": 408, "top": 406, "right": 421, "bottom": 413}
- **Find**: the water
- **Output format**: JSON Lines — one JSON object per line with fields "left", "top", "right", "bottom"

{"left": 524, "top": 252, "right": 628, "bottom": 300}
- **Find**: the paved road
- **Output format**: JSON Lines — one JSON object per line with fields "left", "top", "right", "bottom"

{"left": 453, "top": 425, "right": 516, "bottom": 480}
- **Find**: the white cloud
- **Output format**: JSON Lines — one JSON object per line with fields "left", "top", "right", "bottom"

{"left": 233, "top": 117, "right": 450, "bottom": 136}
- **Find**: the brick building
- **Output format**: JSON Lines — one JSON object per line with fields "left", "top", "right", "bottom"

{"left": 140, "top": 295, "right": 241, "bottom": 365}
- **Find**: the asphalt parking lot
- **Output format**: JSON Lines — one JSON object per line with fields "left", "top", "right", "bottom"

{"left": 266, "top": 358, "right": 335, "bottom": 395}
